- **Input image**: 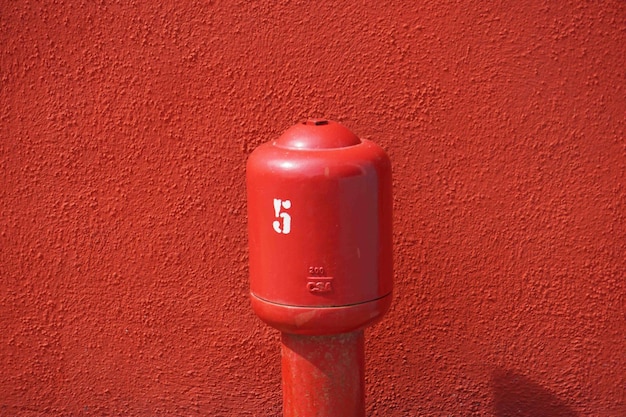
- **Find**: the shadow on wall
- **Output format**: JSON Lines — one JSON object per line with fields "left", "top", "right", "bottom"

{"left": 492, "top": 369, "right": 578, "bottom": 417}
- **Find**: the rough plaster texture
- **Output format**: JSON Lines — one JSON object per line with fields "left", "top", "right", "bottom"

{"left": 1, "top": 1, "right": 625, "bottom": 415}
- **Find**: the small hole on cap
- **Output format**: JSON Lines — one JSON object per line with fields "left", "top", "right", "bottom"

{"left": 304, "top": 119, "right": 329, "bottom": 126}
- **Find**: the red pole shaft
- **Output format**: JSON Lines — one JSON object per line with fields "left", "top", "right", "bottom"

{"left": 281, "top": 330, "right": 365, "bottom": 417}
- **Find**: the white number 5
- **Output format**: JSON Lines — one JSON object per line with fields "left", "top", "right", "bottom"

{"left": 272, "top": 198, "right": 291, "bottom": 234}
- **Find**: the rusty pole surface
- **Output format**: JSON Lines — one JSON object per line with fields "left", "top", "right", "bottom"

{"left": 281, "top": 331, "right": 365, "bottom": 417}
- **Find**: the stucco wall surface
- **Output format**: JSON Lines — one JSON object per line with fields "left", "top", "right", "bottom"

{"left": 1, "top": 1, "right": 625, "bottom": 415}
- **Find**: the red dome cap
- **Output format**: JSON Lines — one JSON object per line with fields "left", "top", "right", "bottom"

{"left": 275, "top": 119, "right": 361, "bottom": 150}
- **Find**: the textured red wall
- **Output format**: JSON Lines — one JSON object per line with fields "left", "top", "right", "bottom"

{"left": 1, "top": 1, "right": 625, "bottom": 415}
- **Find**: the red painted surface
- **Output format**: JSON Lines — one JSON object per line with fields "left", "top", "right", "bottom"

{"left": 248, "top": 121, "right": 392, "bottom": 415}
{"left": 0, "top": 1, "right": 624, "bottom": 416}
{"left": 247, "top": 120, "right": 392, "bottom": 335}
{"left": 282, "top": 331, "right": 365, "bottom": 417}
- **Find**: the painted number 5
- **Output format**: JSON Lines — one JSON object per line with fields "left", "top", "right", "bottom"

{"left": 273, "top": 198, "right": 291, "bottom": 234}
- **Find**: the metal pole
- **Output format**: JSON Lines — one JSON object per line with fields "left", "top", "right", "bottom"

{"left": 281, "top": 330, "right": 365, "bottom": 417}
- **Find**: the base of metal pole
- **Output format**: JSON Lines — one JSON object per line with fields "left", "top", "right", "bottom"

{"left": 281, "top": 330, "right": 365, "bottom": 417}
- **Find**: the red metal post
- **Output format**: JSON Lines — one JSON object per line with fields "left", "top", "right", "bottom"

{"left": 282, "top": 331, "right": 365, "bottom": 417}
{"left": 247, "top": 119, "right": 393, "bottom": 415}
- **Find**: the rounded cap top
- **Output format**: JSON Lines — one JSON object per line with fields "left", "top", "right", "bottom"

{"left": 275, "top": 119, "right": 361, "bottom": 150}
